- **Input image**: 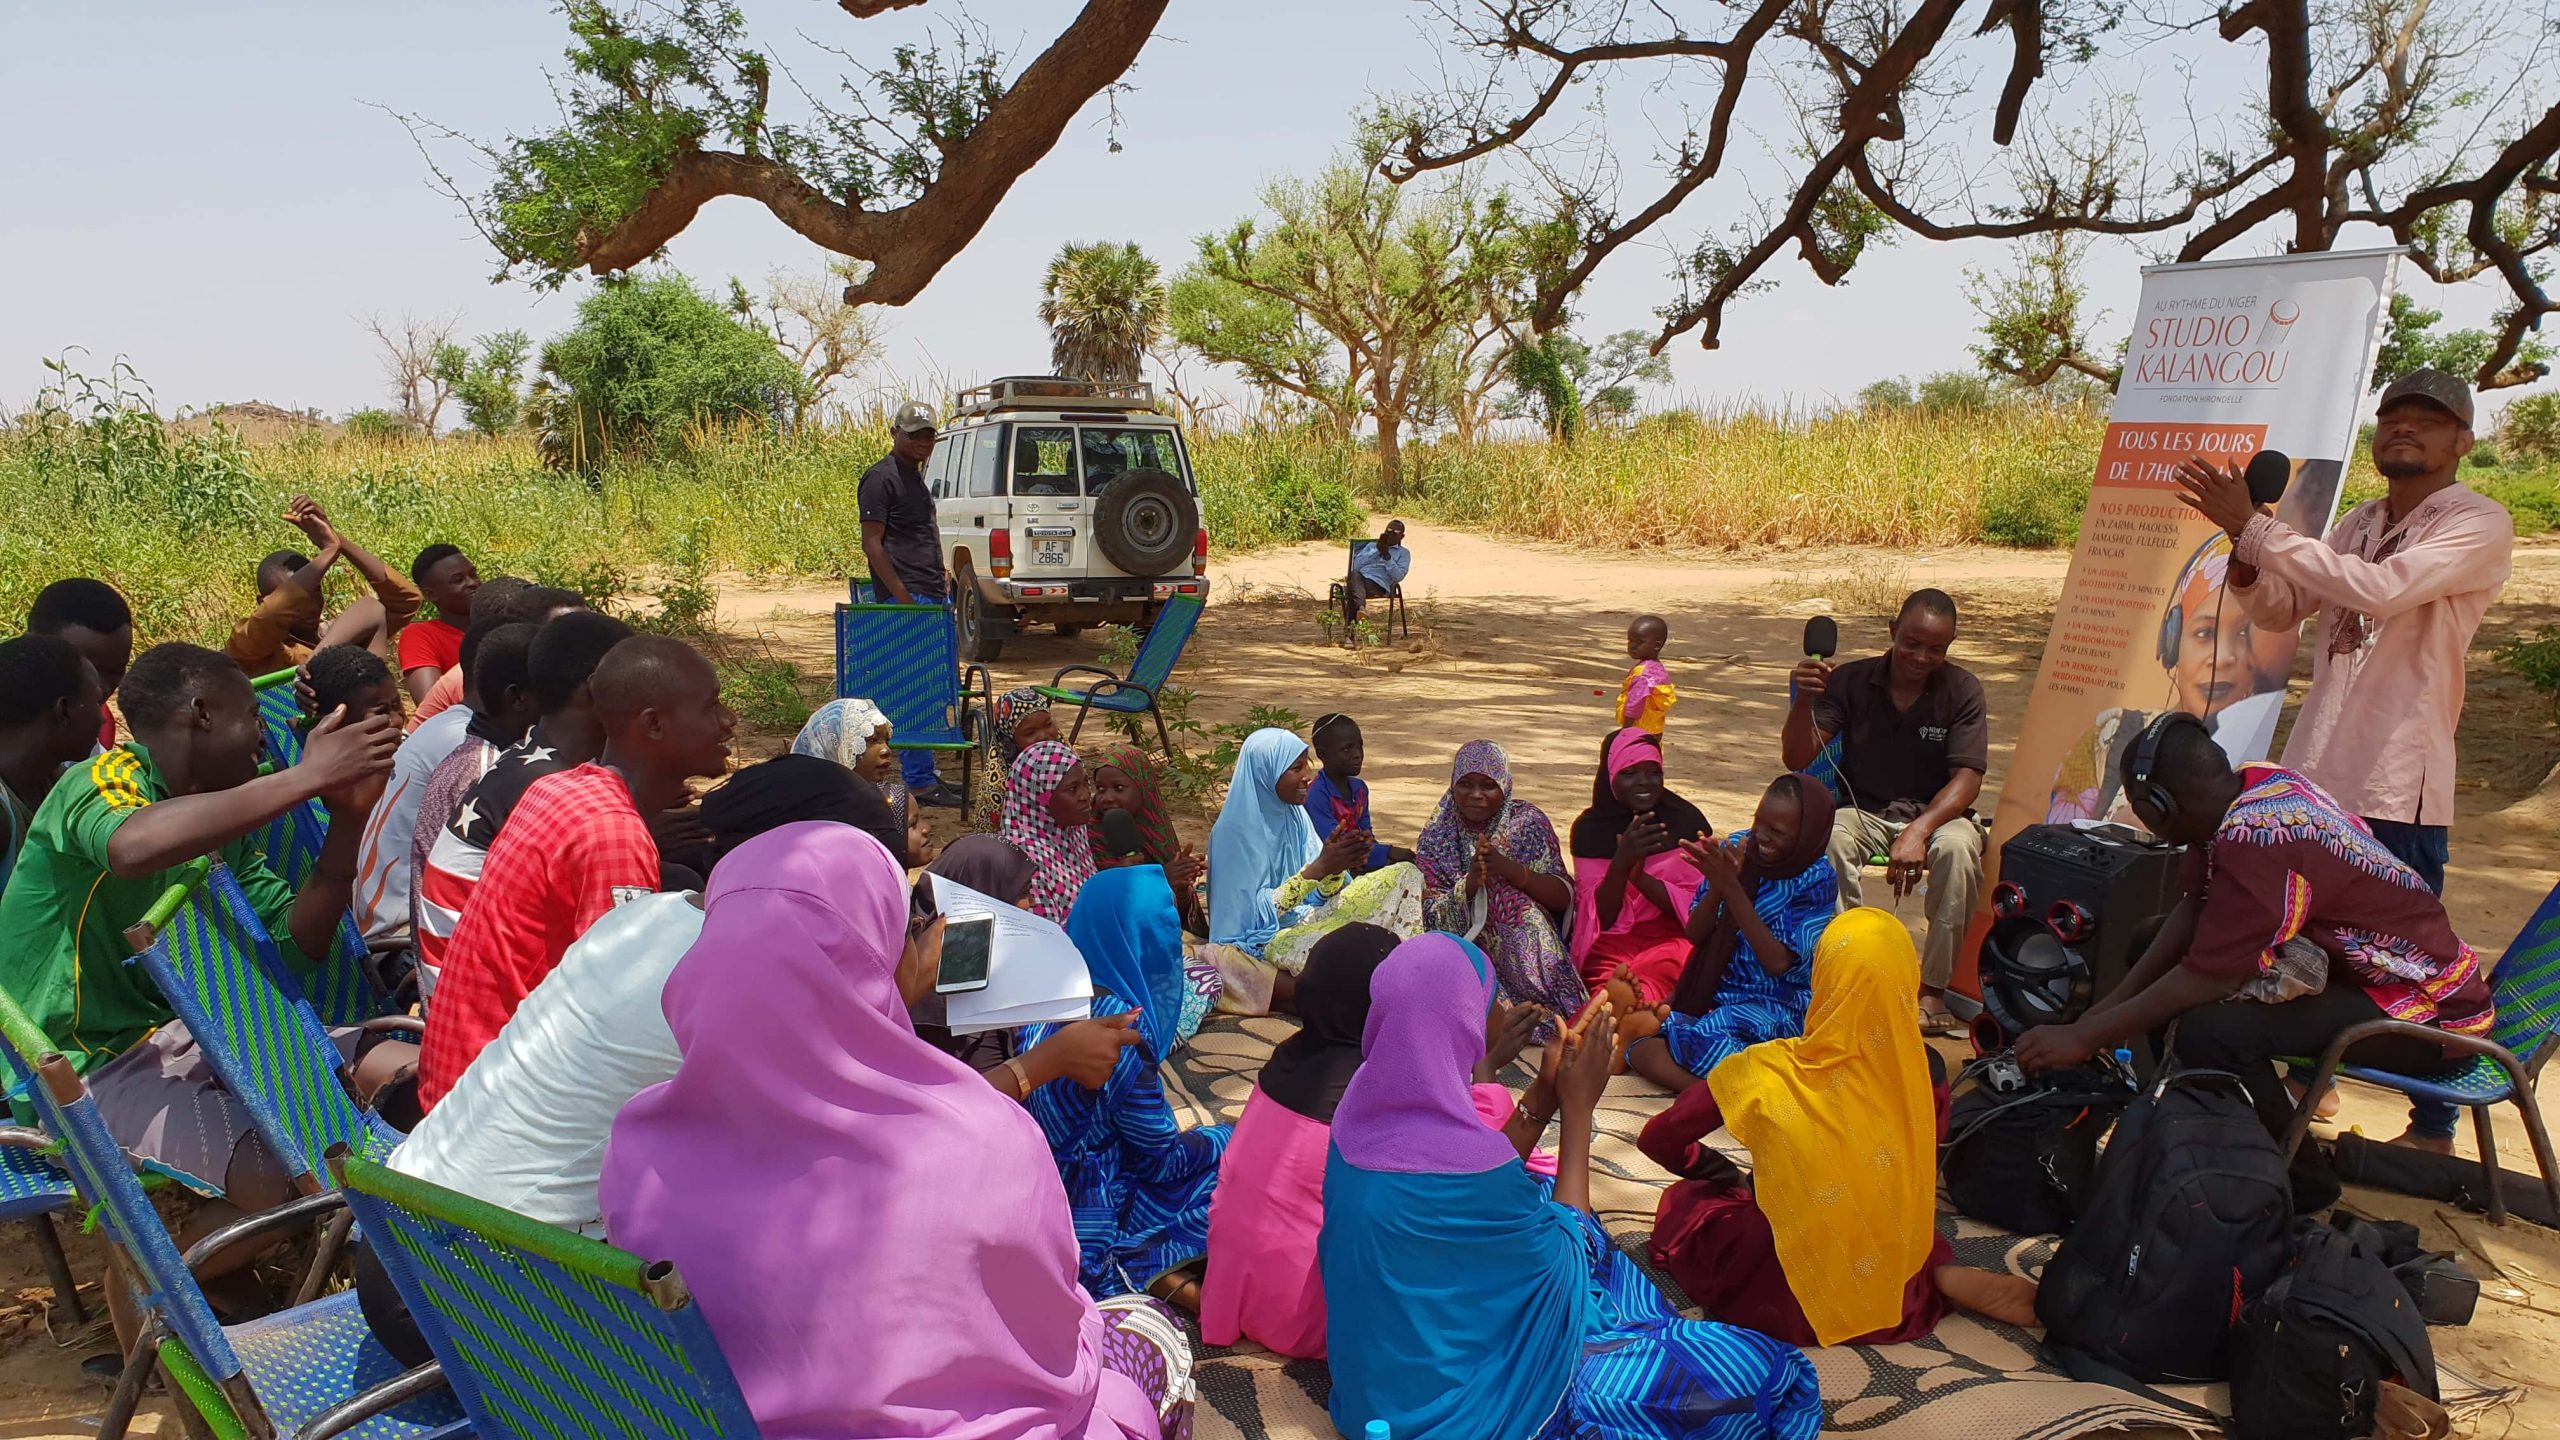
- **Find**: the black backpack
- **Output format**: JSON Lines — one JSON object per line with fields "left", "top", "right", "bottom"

{"left": 2228, "top": 1221, "right": 2438, "bottom": 1440}
{"left": 2036, "top": 1068, "right": 2292, "bottom": 1381}
{"left": 1942, "top": 1059, "right": 2133, "bottom": 1236}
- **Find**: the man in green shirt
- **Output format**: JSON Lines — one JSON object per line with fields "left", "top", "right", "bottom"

{"left": 0, "top": 641, "right": 397, "bottom": 1197}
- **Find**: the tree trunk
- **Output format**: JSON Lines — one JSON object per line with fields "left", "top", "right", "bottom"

{"left": 1375, "top": 410, "right": 1404, "bottom": 498}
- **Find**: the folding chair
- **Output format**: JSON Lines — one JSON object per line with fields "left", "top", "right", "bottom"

{"left": 244, "top": 670, "right": 392, "bottom": 1024}
{"left": 1326, "top": 540, "right": 1408, "bottom": 639}
{"left": 329, "top": 1145, "right": 763, "bottom": 1439}
{"left": 0, "top": 987, "right": 89, "bottom": 1330}
{"left": 2281, "top": 877, "right": 2560, "bottom": 1225}
{"left": 1036, "top": 592, "right": 1206, "bottom": 755}
{"left": 833, "top": 601, "right": 991, "bottom": 814}
{"left": 20, "top": 1051, "right": 464, "bottom": 1440}
{"left": 125, "top": 860, "right": 411, "bottom": 1234}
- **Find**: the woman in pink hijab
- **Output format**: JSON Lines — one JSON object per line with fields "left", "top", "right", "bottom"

{"left": 599, "top": 822, "right": 1191, "bottom": 1439}
{"left": 1566, "top": 727, "right": 1713, "bottom": 1005}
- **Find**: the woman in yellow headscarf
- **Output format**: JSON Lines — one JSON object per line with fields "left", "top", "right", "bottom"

{"left": 1639, "top": 907, "right": 2037, "bottom": 1343}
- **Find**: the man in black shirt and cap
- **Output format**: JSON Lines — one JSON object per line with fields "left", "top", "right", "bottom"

{"left": 857, "top": 398, "right": 960, "bottom": 805}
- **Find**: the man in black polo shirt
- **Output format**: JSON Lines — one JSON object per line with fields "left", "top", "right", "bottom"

{"left": 857, "top": 399, "right": 958, "bottom": 805}
{"left": 1782, "top": 588, "right": 1988, "bottom": 1029}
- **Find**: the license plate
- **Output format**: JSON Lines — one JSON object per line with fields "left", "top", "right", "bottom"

{"left": 1033, "top": 539, "right": 1070, "bottom": 565}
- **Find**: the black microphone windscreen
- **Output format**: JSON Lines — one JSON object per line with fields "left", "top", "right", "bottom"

{"left": 2244, "top": 449, "right": 2292, "bottom": 507}
{"left": 1803, "top": 615, "right": 1839, "bottom": 659}
{"left": 1098, "top": 806, "right": 1145, "bottom": 858}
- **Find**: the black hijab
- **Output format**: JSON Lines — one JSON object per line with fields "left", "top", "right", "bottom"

{"left": 703, "top": 755, "right": 908, "bottom": 868}
{"left": 1258, "top": 923, "right": 1400, "bottom": 1123}
{"left": 1668, "top": 773, "right": 1838, "bottom": 1015}
{"left": 1567, "top": 726, "right": 1713, "bottom": 860}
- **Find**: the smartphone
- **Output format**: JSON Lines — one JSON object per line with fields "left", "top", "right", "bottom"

{"left": 935, "top": 913, "right": 995, "bottom": 994}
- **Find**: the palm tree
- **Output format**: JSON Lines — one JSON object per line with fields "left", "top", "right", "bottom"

{"left": 1039, "top": 241, "right": 1167, "bottom": 382}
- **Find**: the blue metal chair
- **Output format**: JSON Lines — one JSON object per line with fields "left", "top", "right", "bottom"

{"left": 125, "top": 862, "right": 410, "bottom": 1193}
{"left": 2282, "top": 878, "right": 2560, "bottom": 1225}
{"left": 248, "top": 668, "right": 390, "bottom": 1025}
{"left": 1035, "top": 591, "right": 1206, "bottom": 754}
{"left": 23, "top": 1050, "right": 463, "bottom": 1440}
{"left": 330, "top": 1145, "right": 763, "bottom": 1439}
{"left": 0, "top": 987, "right": 89, "bottom": 1331}
{"left": 833, "top": 600, "right": 990, "bottom": 813}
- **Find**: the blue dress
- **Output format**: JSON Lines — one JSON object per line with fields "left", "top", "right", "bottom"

{"left": 1321, "top": 1148, "right": 1821, "bottom": 1440}
{"left": 1022, "top": 989, "right": 1232, "bottom": 1299}
{"left": 1658, "top": 834, "right": 1837, "bottom": 1080}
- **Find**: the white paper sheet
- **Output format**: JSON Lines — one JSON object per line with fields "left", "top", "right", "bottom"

{"left": 930, "top": 873, "right": 1096, "bottom": 1034}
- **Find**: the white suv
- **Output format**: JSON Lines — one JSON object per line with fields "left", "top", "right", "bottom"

{"left": 925, "top": 376, "right": 1209, "bottom": 662}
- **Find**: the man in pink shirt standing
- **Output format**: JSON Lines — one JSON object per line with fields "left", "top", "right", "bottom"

{"left": 2176, "top": 366, "right": 2513, "bottom": 1152}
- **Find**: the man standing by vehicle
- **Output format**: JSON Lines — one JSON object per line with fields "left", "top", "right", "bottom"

{"left": 859, "top": 399, "right": 959, "bottom": 806}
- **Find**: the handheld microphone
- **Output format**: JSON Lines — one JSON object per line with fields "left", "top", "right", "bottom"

{"left": 1098, "top": 807, "right": 1146, "bottom": 860}
{"left": 1803, "top": 615, "right": 1839, "bottom": 659}
{"left": 2244, "top": 448, "right": 2292, "bottom": 507}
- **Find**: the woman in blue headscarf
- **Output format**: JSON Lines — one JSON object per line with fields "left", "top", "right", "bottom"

{"left": 1021, "top": 864, "right": 1232, "bottom": 1305}
{"left": 1321, "top": 932, "right": 1824, "bottom": 1440}
{"left": 1199, "top": 727, "right": 1422, "bottom": 1014}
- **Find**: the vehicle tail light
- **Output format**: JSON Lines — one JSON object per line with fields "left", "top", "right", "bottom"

{"left": 1193, "top": 528, "right": 1209, "bottom": 577}
{"left": 989, "top": 528, "right": 1012, "bottom": 580}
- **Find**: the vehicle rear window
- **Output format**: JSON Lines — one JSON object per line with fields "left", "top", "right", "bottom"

{"left": 1080, "top": 429, "right": 1186, "bottom": 495}
{"left": 1013, "top": 426, "right": 1078, "bottom": 496}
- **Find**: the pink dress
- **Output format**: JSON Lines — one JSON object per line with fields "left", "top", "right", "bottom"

{"left": 1201, "top": 1083, "right": 1554, "bottom": 1360}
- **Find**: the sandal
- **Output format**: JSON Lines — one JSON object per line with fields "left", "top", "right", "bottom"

{"left": 1916, "top": 999, "right": 1968, "bottom": 1038}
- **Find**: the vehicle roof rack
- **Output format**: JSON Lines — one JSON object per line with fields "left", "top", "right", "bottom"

{"left": 949, "top": 375, "right": 1162, "bottom": 417}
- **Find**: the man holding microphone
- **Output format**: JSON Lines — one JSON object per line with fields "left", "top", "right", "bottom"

{"left": 2175, "top": 367, "right": 2513, "bottom": 1153}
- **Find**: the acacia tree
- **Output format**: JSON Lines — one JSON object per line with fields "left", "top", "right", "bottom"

{"left": 728, "top": 259, "right": 886, "bottom": 423}
{"left": 1504, "top": 329, "right": 1674, "bottom": 439}
{"left": 403, "top": 0, "right": 1168, "bottom": 306}
{"left": 1040, "top": 241, "right": 1167, "bottom": 381}
{"left": 1379, "top": 0, "right": 2560, "bottom": 389}
{"left": 362, "top": 311, "right": 462, "bottom": 432}
{"left": 1967, "top": 231, "right": 2121, "bottom": 388}
{"left": 1170, "top": 161, "right": 1526, "bottom": 493}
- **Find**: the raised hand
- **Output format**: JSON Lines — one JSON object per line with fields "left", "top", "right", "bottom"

{"left": 1167, "top": 846, "right": 1205, "bottom": 895}
{"left": 1483, "top": 999, "right": 1543, "bottom": 1076}
{"left": 1789, "top": 656, "right": 1833, "bottom": 703}
{"left": 299, "top": 705, "right": 399, "bottom": 811}
{"left": 1615, "top": 813, "right": 1672, "bottom": 864}
{"left": 1557, "top": 1011, "right": 1618, "bottom": 1119}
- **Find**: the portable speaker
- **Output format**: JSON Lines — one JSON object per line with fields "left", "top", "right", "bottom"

{"left": 1991, "top": 822, "right": 2186, "bottom": 1012}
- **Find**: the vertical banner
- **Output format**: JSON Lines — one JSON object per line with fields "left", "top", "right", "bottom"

{"left": 1958, "top": 247, "right": 2401, "bottom": 995}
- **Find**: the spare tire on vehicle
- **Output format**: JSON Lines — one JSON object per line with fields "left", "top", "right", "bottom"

{"left": 1092, "top": 468, "right": 1198, "bottom": 576}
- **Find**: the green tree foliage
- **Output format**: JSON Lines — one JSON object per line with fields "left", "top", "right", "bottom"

{"left": 1040, "top": 242, "right": 1167, "bottom": 382}
{"left": 1171, "top": 160, "right": 1525, "bottom": 494}
{"left": 449, "top": 332, "right": 533, "bottom": 438}
{"left": 2501, "top": 392, "right": 2560, "bottom": 464}
{"left": 1502, "top": 329, "right": 1673, "bottom": 440}
{"left": 412, "top": 0, "right": 1166, "bottom": 306}
{"left": 2373, "top": 293, "right": 2554, "bottom": 392}
{"left": 528, "top": 273, "right": 798, "bottom": 469}
{"left": 1967, "top": 232, "right": 2120, "bottom": 390}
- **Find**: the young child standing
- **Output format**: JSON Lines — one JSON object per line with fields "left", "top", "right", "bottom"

{"left": 1617, "top": 614, "right": 1679, "bottom": 734}
{"left": 1304, "top": 714, "right": 1413, "bottom": 875}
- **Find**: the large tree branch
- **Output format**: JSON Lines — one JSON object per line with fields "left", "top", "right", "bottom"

{"left": 2220, "top": 0, "right": 2328, "bottom": 249}
{"left": 581, "top": 0, "right": 1168, "bottom": 303}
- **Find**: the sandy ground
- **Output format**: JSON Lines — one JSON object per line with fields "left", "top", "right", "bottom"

{"left": 8, "top": 519, "right": 2559, "bottom": 1433}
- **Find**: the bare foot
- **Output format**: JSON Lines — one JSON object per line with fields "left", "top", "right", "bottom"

{"left": 2389, "top": 1128, "right": 2456, "bottom": 1156}
{"left": 2283, "top": 1075, "right": 2342, "bottom": 1121}
{"left": 1934, "top": 1265, "right": 2040, "bottom": 1329}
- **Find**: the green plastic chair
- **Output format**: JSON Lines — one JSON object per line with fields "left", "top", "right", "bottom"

{"left": 329, "top": 1146, "right": 763, "bottom": 1439}
{"left": 2280, "top": 877, "right": 2560, "bottom": 1225}
{"left": 0, "top": 986, "right": 90, "bottom": 1331}
{"left": 1035, "top": 591, "right": 1206, "bottom": 754}
{"left": 247, "top": 668, "right": 392, "bottom": 1024}
{"left": 832, "top": 601, "right": 991, "bottom": 813}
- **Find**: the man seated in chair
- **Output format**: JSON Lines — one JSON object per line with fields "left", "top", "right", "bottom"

{"left": 1346, "top": 519, "right": 1410, "bottom": 620}
{"left": 2015, "top": 712, "right": 2492, "bottom": 1212}
{"left": 0, "top": 643, "right": 406, "bottom": 1328}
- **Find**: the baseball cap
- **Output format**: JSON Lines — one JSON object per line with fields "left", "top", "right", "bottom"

{"left": 890, "top": 399, "right": 939, "bottom": 435}
{"left": 2377, "top": 367, "right": 2474, "bottom": 428}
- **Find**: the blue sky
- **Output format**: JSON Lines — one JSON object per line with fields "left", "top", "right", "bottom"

{"left": 1, "top": 1, "right": 2540, "bottom": 421}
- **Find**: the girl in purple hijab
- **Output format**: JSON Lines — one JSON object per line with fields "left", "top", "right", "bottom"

{"left": 1319, "top": 933, "right": 1821, "bottom": 1440}
{"left": 599, "top": 822, "right": 1191, "bottom": 1439}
